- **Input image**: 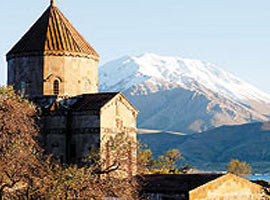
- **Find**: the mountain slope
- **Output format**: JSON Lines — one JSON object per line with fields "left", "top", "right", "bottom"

{"left": 99, "top": 53, "right": 270, "bottom": 133}
{"left": 138, "top": 122, "right": 270, "bottom": 172}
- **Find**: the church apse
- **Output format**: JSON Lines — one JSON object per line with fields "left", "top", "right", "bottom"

{"left": 6, "top": 1, "right": 99, "bottom": 98}
{"left": 43, "top": 55, "right": 98, "bottom": 97}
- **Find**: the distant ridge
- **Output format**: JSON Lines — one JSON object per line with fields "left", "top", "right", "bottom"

{"left": 138, "top": 122, "right": 270, "bottom": 173}
{"left": 138, "top": 129, "right": 187, "bottom": 136}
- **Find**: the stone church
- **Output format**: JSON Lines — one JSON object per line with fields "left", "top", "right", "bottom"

{"left": 6, "top": 0, "right": 138, "bottom": 176}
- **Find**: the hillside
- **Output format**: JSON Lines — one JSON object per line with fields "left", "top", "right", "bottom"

{"left": 139, "top": 122, "right": 270, "bottom": 172}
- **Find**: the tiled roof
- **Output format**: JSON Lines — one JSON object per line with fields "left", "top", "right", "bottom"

{"left": 140, "top": 174, "right": 224, "bottom": 194}
{"left": 6, "top": 3, "right": 99, "bottom": 60}
{"left": 39, "top": 93, "right": 136, "bottom": 112}
{"left": 71, "top": 93, "right": 119, "bottom": 111}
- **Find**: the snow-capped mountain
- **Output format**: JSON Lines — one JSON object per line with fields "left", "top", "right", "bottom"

{"left": 99, "top": 53, "right": 270, "bottom": 133}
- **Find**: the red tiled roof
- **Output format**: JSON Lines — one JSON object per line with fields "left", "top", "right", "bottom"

{"left": 6, "top": 3, "right": 99, "bottom": 60}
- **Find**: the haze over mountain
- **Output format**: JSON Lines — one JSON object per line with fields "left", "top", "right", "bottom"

{"left": 99, "top": 53, "right": 270, "bottom": 133}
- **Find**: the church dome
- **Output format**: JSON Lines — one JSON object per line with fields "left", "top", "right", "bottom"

{"left": 6, "top": 1, "right": 99, "bottom": 60}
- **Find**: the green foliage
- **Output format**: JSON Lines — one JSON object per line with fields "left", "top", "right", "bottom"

{"left": 180, "top": 163, "right": 193, "bottom": 174}
{"left": 138, "top": 146, "right": 191, "bottom": 174}
{"left": 137, "top": 144, "right": 155, "bottom": 174}
{"left": 226, "top": 159, "right": 252, "bottom": 177}
{"left": 0, "top": 86, "right": 21, "bottom": 100}
{"left": 155, "top": 149, "right": 183, "bottom": 174}
{"left": 0, "top": 86, "right": 14, "bottom": 96}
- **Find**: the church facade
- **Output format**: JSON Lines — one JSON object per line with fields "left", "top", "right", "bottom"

{"left": 6, "top": 0, "right": 138, "bottom": 176}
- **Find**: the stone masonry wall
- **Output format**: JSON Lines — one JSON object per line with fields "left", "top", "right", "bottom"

{"left": 41, "top": 94, "right": 138, "bottom": 171}
{"left": 43, "top": 55, "right": 98, "bottom": 96}
{"left": 8, "top": 56, "right": 44, "bottom": 97}
{"left": 189, "top": 174, "right": 262, "bottom": 200}
{"left": 8, "top": 55, "right": 98, "bottom": 98}
{"left": 69, "top": 111, "right": 100, "bottom": 163}
{"left": 100, "top": 94, "right": 138, "bottom": 177}
{"left": 42, "top": 110, "right": 101, "bottom": 163}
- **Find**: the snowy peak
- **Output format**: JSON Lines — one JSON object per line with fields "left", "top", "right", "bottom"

{"left": 99, "top": 53, "right": 270, "bottom": 104}
{"left": 99, "top": 53, "right": 270, "bottom": 133}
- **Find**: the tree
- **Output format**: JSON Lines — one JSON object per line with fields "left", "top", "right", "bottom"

{"left": 43, "top": 164, "right": 140, "bottom": 200}
{"left": 226, "top": 159, "right": 252, "bottom": 177}
{"left": 0, "top": 87, "right": 140, "bottom": 199}
{"left": 180, "top": 163, "right": 193, "bottom": 174}
{"left": 43, "top": 133, "right": 140, "bottom": 200}
{"left": 137, "top": 144, "right": 155, "bottom": 174}
{"left": 0, "top": 86, "right": 48, "bottom": 199}
{"left": 155, "top": 149, "right": 183, "bottom": 174}
{"left": 137, "top": 147, "right": 190, "bottom": 174}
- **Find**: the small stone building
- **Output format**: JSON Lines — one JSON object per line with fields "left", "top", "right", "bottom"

{"left": 40, "top": 93, "right": 138, "bottom": 172}
{"left": 140, "top": 173, "right": 263, "bottom": 200}
{"left": 6, "top": 0, "right": 138, "bottom": 176}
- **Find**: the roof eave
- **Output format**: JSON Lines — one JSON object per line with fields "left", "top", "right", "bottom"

{"left": 6, "top": 51, "right": 100, "bottom": 61}
{"left": 100, "top": 92, "right": 139, "bottom": 115}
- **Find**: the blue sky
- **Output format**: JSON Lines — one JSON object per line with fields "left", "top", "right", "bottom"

{"left": 1, "top": 0, "right": 270, "bottom": 93}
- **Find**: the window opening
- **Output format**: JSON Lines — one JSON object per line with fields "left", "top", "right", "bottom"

{"left": 21, "top": 81, "right": 26, "bottom": 97}
{"left": 53, "top": 80, "right": 60, "bottom": 95}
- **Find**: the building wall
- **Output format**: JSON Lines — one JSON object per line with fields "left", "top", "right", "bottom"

{"left": 42, "top": 110, "right": 101, "bottom": 163}
{"left": 46, "top": 134, "right": 66, "bottom": 162}
{"left": 41, "top": 94, "right": 138, "bottom": 174}
{"left": 7, "top": 55, "right": 98, "bottom": 98}
{"left": 7, "top": 56, "right": 44, "bottom": 97}
{"left": 43, "top": 55, "right": 98, "bottom": 96}
{"left": 100, "top": 94, "right": 138, "bottom": 177}
{"left": 69, "top": 111, "right": 100, "bottom": 163}
{"left": 42, "top": 112, "right": 68, "bottom": 162}
{"left": 189, "top": 174, "right": 262, "bottom": 200}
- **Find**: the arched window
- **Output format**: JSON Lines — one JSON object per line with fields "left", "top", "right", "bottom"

{"left": 53, "top": 80, "right": 60, "bottom": 95}
{"left": 21, "top": 81, "right": 26, "bottom": 97}
{"left": 84, "top": 81, "right": 89, "bottom": 93}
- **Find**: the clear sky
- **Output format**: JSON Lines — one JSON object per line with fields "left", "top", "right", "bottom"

{"left": 1, "top": 0, "right": 270, "bottom": 93}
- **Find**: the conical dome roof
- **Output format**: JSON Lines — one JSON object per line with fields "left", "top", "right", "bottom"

{"left": 6, "top": 2, "right": 99, "bottom": 60}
